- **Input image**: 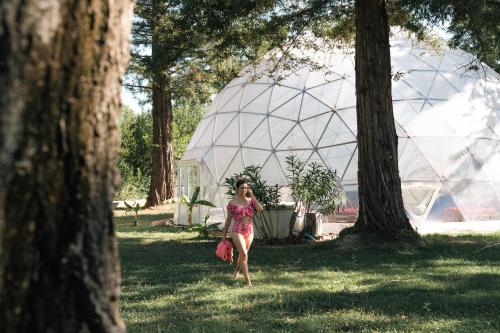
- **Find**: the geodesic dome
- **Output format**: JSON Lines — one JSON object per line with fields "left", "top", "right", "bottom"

{"left": 179, "top": 35, "right": 500, "bottom": 227}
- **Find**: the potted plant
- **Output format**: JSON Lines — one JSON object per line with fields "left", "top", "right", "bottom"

{"left": 223, "top": 165, "right": 282, "bottom": 241}
{"left": 285, "top": 155, "right": 343, "bottom": 241}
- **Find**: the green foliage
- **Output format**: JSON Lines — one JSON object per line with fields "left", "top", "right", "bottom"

{"left": 119, "top": 106, "right": 152, "bottom": 176}
{"left": 127, "top": 0, "right": 278, "bottom": 104}
{"left": 124, "top": 201, "right": 145, "bottom": 226}
{"left": 188, "top": 214, "right": 221, "bottom": 238}
{"left": 116, "top": 106, "right": 152, "bottom": 200}
{"left": 179, "top": 186, "right": 216, "bottom": 226}
{"left": 223, "top": 165, "right": 281, "bottom": 209}
{"left": 115, "top": 168, "right": 150, "bottom": 201}
{"left": 285, "top": 154, "right": 342, "bottom": 215}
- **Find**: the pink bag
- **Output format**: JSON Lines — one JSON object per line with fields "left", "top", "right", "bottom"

{"left": 216, "top": 240, "right": 233, "bottom": 263}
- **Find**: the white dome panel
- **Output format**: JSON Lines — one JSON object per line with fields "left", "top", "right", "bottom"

{"left": 181, "top": 34, "right": 500, "bottom": 224}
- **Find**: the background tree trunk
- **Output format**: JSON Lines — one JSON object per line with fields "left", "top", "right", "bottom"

{"left": 0, "top": 1, "right": 133, "bottom": 332}
{"left": 145, "top": 69, "right": 174, "bottom": 207}
{"left": 144, "top": 15, "right": 174, "bottom": 208}
{"left": 352, "top": 0, "right": 417, "bottom": 239}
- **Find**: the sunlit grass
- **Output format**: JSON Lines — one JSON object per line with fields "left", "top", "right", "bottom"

{"left": 116, "top": 210, "right": 500, "bottom": 332}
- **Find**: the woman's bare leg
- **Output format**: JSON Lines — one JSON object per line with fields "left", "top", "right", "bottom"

{"left": 235, "top": 256, "right": 241, "bottom": 279}
{"left": 235, "top": 231, "right": 254, "bottom": 279}
{"left": 231, "top": 232, "right": 252, "bottom": 286}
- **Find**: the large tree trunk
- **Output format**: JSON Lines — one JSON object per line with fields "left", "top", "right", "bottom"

{"left": 0, "top": 1, "right": 133, "bottom": 332}
{"left": 352, "top": 0, "right": 417, "bottom": 239}
{"left": 145, "top": 26, "right": 174, "bottom": 208}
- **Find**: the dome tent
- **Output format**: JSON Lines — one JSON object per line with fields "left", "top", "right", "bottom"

{"left": 175, "top": 34, "right": 500, "bottom": 231}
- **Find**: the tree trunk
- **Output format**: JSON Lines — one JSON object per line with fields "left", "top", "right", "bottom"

{"left": 352, "top": 0, "right": 417, "bottom": 239}
{"left": 0, "top": 1, "right": 133, "bottom": 332}
{"left": 145, "top": 24, "right": 174, "bottom": 207}
{"left": 145, "top": 71, "right": 174, "bottom": 207}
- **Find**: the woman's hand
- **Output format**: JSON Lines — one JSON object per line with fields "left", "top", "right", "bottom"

{"left": 247, "top": 186, "right": 255, "bottom": 198}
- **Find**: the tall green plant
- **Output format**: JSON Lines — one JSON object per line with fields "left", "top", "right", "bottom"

{"left": 284, "top": 155, "right": 306, "bottom": 241}
{"left": 224, "top": 165, "right": 282, "bottom": 240}
{"left": 285, "top": 155, "right": 343, "bottom": 241}
{"left": 181, "top": 187, "right": 216, "bottom": 226}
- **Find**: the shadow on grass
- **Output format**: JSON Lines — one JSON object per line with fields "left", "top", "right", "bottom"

{"left": 118, "top": 227, "right": 500, "bottom": 332}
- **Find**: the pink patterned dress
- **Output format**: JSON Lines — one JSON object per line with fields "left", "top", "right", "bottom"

{"left": 227, "top": 199, "right": 255, "bottom": 238}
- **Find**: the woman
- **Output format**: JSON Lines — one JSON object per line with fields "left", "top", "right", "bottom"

{"left": 222, "top": 179, "right": 263, "bottom": 286}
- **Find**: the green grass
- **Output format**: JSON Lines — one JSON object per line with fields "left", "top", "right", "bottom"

{"left": 116, "top": 211, "right": 500, "bottom": 333}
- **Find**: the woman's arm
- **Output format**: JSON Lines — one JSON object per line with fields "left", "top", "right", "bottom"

{"left": 222, "top": 207, "right": 232, "bottom": 239}
{"left": 249, "top": 190, "right": 264, "bottom": 212}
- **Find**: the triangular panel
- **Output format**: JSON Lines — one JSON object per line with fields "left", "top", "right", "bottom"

{"left": 188, "top": 117, "right": 210, "bottom": 149}
{"left": 279, "top": 66, "right": 310, "bottom": 89}
{"left": 269, "top": 117, "right": 296, "bottom": 149}
{"left": 217, "top": 86, "right": 243, "bottom": 112}
{"left": 413, "top": 137, "right": 456, "bottom": 177}
{"left": 340, "top": 146, "right": 358, "bottom": 184}
{"left": 215, "top": 115, "right": 240, "bottom": 145}
{"left": 299, "top": 93, "right": 332, "bottom": 120}
{"left": 427, "top": 72, "right": 460, "bottom": 100}
{"left": 244, "top": 118, "right": 272, "bottom": 150}
{"left": 402, "top": 71, "right": 437, "bottom": 98}
{"left": 205, "top": 93, "right": 223, "bottom": 116}
{"left": 270, "top": 94, "right": 303, "bottom": 121}
{"left": 317, "top": 113, "right": 356, "bottom": 148}
{"left": 242, "top": 148, "right": 271, "bottom": 168}
{"left": 305, "top": 70, "right": 343, "bottom": 88}
{"left": 269, "top": 85, "right": 301, "bottom": 112}
{"left": 213, "top": 113, "right": 237, "bottom": 142}
{"left": 261, "top": 153, "right": 288, "bottom": 185}
{"left": 218, "top": 87, "right": 244, "bottom": 112}
{"left": 301, "top": 113, "right": 332, "bottom": 147}
{"left": 336, "top": 107, "right": 357, "bottom": 135}
{"left": 318, "top": 143, "right": 356, "bottom": 181}
{"left": 202, "top": 148, "right": 216, "bottom": 181}
{"left": 408, "top": 102, "right": 457, "bottom": 137}
{"left": 213, "top": 146, "right": 239, "bottom": 182}
{"left": 276, "top": 124, "right": 314, "bottom": 150}
{"left": 195, "top": 117, "right": 215, "bottom": 147}
{"left": 398, "top": 139, "right": 440, "bottom": 181}
{"left": 241, "top": 84, "right": 272, "bottom": 109}
{"left": 307, "top": 80, "right": 343, "bottom": 109}
{"left": 240, "top": 113, "right": 266, "bottom": 143}
{"left": 393, "top": 100, "right": 425, "bottom": 132}
{"left": 241, "top": 88, "right": 272, "bottom": 114}
{"left": 275, "top": 150, "right": 314, "bottom": 170}
{"left": 336, "top": 79, "right": 356, "bottom": 109}
{"left": 220, "top": 148, "right": 245, "bottom": 182}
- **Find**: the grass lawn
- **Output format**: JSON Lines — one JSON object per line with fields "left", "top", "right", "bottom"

{"left": 116, "top": 209, "right": 500, "bottom": 333}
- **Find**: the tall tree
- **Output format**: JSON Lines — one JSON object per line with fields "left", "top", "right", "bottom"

{"left": 0, "top": 1, "right": 133, "bottom": 331}
{"left": 351, "top": 0, "right": 417, "bottom": 239}
{"left": 247, "top": 0, "right": 498, "bottom": 240}
{"left": 129, "top": 0, "right": 288, "bottom": 207}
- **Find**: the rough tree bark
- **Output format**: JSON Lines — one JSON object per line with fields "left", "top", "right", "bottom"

{"left": 352, "top": 0, "right": 418, "bottom": 239}
{"left": 0, "top": 1, "right": 134, "bottom": 332}
{"left": 144, "top": 18, "right": 174, "bottom": 208}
